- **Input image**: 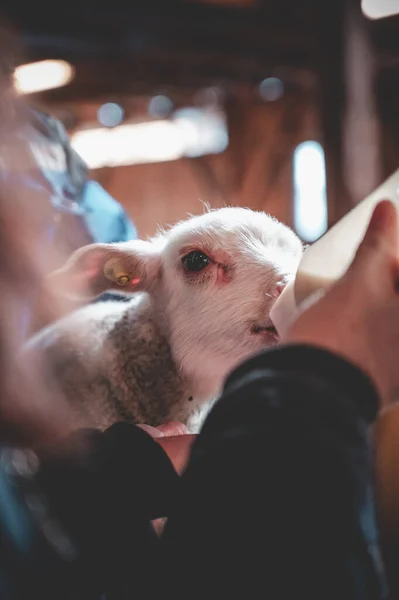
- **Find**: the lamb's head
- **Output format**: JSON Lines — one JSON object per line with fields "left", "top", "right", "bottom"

{"left": 49, "top": 207, "right": 302, "bottom": 393}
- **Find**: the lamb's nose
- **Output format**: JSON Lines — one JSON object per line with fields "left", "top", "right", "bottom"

{"left": 270, "top": 281, "right": 286, "bottom": 298}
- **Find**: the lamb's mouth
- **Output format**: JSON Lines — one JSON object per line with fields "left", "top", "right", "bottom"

{"left": 251, "top": 321, "right": 279, "bottom": 339}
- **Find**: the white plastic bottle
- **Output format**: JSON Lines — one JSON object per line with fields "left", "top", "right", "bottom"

{"left": 270, "top": 169, "right": 399, "bottom": 338}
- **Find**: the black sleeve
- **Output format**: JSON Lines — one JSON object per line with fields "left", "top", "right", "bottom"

{"left": 0, "top": 344, "right": 389, "bottom": 600}
{"left": 0, "top": 423, "right": 179, "bottom": 599}
{"left": 161, "top": 344, "right": 389, "bottom": 600}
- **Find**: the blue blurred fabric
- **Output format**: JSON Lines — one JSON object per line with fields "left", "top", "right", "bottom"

{"left": 81, "top": 180, "right": 137, "bottom": 244}
{"left": 6, "top": 107, "right": 138, "bottom": 336}
{"left": 20, "top": 108, "right": 138, "bottom": 249}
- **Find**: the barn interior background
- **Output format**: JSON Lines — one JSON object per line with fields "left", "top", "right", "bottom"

{"left": 2, "top": 0, "right": 399, "bottom": 241}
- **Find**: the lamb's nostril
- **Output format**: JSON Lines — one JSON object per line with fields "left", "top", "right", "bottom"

{"left": 275, "top": 282, "right": 286, "bottom": 297}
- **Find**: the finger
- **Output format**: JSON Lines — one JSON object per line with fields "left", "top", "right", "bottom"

{"left": 156, "top": 421, "right": 189, "bottom": 436}
{"left": 350, "top": 200, "right": 398, "bottom": 275}
{"left": 137, "top": 421, "right": 190, "bottom": 438}
{"left": 136, "top": 424, "right": 165, "bottom": 438}
{"left": 157, "top": 434, "right": 197, "bottom": 474}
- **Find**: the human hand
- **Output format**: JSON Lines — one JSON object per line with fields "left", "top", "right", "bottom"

{"left": 0, "top": 359, "right": 77, "bottom": 449}
{"left": 284, "top": 200, "right": 399, "bottom": 410}
{"left": 138, "top": 422, "right": 196, "bottom": 474}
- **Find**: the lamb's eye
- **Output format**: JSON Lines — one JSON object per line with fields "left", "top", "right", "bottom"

{"left": 182, "top": 250, "right": 211, "bottom": 272}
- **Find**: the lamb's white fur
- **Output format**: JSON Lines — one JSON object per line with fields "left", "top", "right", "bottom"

{"left": 24, "top": 207, "right": 303, "bottom": 432}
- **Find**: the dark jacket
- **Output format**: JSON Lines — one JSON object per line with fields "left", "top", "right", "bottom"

{"left": 0, "top": 345, "right": 390, "bottom": 599}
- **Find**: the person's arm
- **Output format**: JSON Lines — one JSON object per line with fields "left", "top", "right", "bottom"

{"left": 0, "top": 423, "right": 180, "bottom": 599}
{"left": 161, "top": 344, "right": 388, "bottom": 600}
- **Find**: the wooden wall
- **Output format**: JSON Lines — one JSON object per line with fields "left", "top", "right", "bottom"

{"left": 91, "top": 91, "right": 320, "bottom": 239}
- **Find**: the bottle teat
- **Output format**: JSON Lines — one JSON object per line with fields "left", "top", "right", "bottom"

{"left": 270, "top": 281, "right": 298, "bottom": 338}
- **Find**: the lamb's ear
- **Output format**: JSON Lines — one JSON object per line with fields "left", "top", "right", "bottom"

{"left": 47, "top": 240, "right": 162, "bottom": 300}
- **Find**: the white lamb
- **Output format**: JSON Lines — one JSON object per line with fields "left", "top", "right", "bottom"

{"left": 24, "top": 207, "right": 303, "bottom": 432}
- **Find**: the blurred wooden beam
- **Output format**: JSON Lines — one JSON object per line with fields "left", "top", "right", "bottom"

{"left": 2, "top": 0, "right": 326, "bottom": 105}
{"left": 7, "top": 2, "right": 318, "bottom": 67}
{"left": 315, "top": 0, "right": 349, "bottom": 225}
{"left": 315, "top": 0, "right": 382, "bottom": 225}
{"left": 342, "top": 0, "right": 382, "bottom": 204}
{"left": 198, "top": 0, "right": 257, "bottom": 5}
{"left": 33, "top": 58, "right": 312, "bottom": 105}
{"left": 375, "top": 67, "right": 399, "bottom": 179}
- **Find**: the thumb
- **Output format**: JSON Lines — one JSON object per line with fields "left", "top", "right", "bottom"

{"left": 349, "top": 200, "right": 398, "bottom": 276}
{"left": 156, "top": 421, "right": 190, "bottom": 436}
{"left": 137, "top": 421, "right": 189, "bottom": 438}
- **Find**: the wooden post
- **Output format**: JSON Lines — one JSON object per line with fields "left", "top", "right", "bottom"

{"left": 316, "top": 0, "right": 349, "bottom": 226}
{"left": 342, "top": 0, "right": 382, "bottom": 204}
{"left": 316, "top": 0, "right": 381, "bottom": 226}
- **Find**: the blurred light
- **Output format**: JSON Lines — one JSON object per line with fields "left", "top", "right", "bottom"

{"left": 173, "top": 107, "right": 228, "bottom": 158}
{"left": 194, "top": 86, "right": 223, "bottom": 108}
{"left": 71, "top": 121, "right": 183, "bottom": 169}
{"left": 362, "top": 0, "right": 399, "bottom": 20}
{"left": 148, "top": 95, "right": 174, "bottom": 118}
{"left": 1, "top": 448, "right": 39, "bottom": 478}
{"left": 259, "top": 77, "right": 284, "bottom": 102}
{"left": 41, "top": 519, "right": 77, "bottom": 561}
{"left": 14, "top": 60, "right": 74, "bottom": 94}
{"left": 293, "top": 141, "right": 328, "bottom": 242}
{"left": 72, "top": 108, "right": 228, "bottom": 169}
{"left": 97, "top": 103, "right": 124, "bottom": 127}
